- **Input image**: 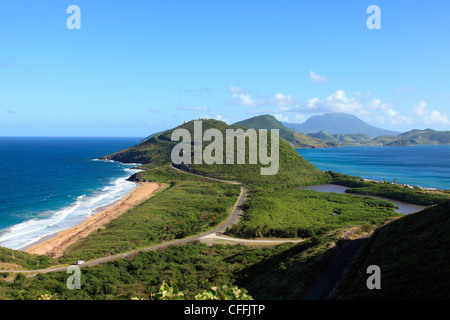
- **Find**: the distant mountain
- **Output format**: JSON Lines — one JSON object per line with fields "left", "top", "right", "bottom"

{"left": 282, "top": 113, "right": 401, "bottom": 138}
{"left": 307, "top": 130, "right": 373, "bottom": 146}
{"left": 370, "top": 128, "right": 450, "bottom": 146}
{"left": 233, "top": 115, "right": 337, "bottom": 149}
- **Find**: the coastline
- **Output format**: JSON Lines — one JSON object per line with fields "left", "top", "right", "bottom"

{"left": 22, "top": 182, "right": 164, "bottom": 258}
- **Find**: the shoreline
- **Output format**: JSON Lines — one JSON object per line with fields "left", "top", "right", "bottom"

{"left": 299, "top": 184, "right": 426, "bottom": 215}
{"left": 22, "top": 182, "right": 164, "bottom": 258}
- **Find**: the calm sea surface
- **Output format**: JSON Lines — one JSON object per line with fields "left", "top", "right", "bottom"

{"left": 297, "top": 145, "right": 450, "bottom": 190}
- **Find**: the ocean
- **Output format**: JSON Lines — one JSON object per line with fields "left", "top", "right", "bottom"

{"left": 297, "top": 145, "right": 450, "bottom": 190}
{"left": 1, "top": 140, "right": 449, "bottom": 251}
{"left": 0, "top": 137, "right": 142, "bottom": 250}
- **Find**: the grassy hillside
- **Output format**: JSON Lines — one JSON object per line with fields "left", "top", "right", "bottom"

{"left": 227, "top": 188, "right": 399, "bottom": 238}
{"left": 332, "top": 200, "right": 450, "bottom": 299}
{"left": 104, "top": 118, "right": 331, "bottom": 186}
{"left": 233, "top": 115, "right": 337, "bottom": 149}
{"left": 0, "top": 226, "right": 373, "bottom": 300}
{"left": 307, "top": 130, "right": 372, "bottom": 146}
{"left": 0, "top": 246, "right": 58, "bottom": 271}
{"left": 329, "top": 171, "right": 450, "bottom": 206}
{"left": 370, "top": 129, "right": 450, "bottom": 146}
{"left": 59, "top": 167, "right": 241, "bottom": 262}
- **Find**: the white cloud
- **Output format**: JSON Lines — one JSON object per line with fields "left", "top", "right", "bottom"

{"left": 272, "top": 93, "right": 297, "bottom": 106}
{"left": 294, "top": 114, "right": 306, "bottom": 123}
{"left": 301, "top": 90, "right": 365, "bottom": 114}
{"left": 413, "top": 100, "right": 450, "bottom": 125}
{"left": 309, "top": 70, "right": 329, "bottom": 84}
{"left": 229, "top": 86, "right": 246, "bottom": 94}
{"left": 176, "top": 104, "right": 209, "bottom": 111}
{"left": 413, "top": 100, "right": 428, "bottom": 117}
{"left": 396, "top": 86, "right": 413, "bottom": 93}
{"left": 231, "top": 93, "right": 260, "bottom": 108}
{"left": 274, "top": 114, "right": 289, "bottom": 122}
{"left": 268, "top": 90, "right": 414, "bottom": 126}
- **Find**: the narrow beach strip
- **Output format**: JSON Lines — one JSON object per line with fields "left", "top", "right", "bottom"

{"left": 23, "top": 182, "right": 164, "bottom": 258}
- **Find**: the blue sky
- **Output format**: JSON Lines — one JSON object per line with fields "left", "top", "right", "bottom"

{"left": 1, "top": 0, "right": 449, "bottom": 136}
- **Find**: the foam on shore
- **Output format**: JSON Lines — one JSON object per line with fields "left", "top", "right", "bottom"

{"left": 0, "top": 168, "right": 141, "bottom": 250}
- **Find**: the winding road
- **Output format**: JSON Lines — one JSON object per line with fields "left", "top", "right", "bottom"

{"left": 0, "top": 166, "right": 303, "bottom": 275}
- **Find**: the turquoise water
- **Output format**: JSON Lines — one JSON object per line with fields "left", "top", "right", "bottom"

{"left": 297, "top": 145, "right": 450, "bottom": 190}
{"left": 0, "top": 137, "right": 142, "bottom": 249}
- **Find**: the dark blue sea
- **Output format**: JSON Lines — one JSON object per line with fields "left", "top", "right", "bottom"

{"left": 297, "top": 145, "right": 450, "bottom": 190}
{"left": 0, "top": 137, "right": 142, "bottom": 249}
{"left": 1, "top": 140, "right": 448, "bottom": 250}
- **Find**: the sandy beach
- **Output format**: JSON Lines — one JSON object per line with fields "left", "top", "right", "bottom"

{"left": 23, "top": 182, "right": 164, "bottom": 258}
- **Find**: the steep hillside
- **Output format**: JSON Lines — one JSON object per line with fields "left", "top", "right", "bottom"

{"left": 370, "top": 129, "right": 450, "bottom": 146}
{"left": 331, "top": 200, "right": 450, "bottom": 299}
{"left": 307, "top": 130, "right": 372, "bottom": 145}
{"left": 233, "top": 115, "right": 337, "bottom": 149}
{"left": 283, "top": 113, "right": 400, "bottom": 138}
{"left": 103, "top": 118, "right": 331, "bottom": 186}
{"left": 0, "top": 246, "right": 58, "bottom": 270}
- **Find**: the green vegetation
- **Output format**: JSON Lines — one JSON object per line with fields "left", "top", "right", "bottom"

{"left": 190, "top": 137, "right": 332, "bottom": 186}
{"left": 329, "top": 171, "right": 449, "bottom": 206}
{"left": 0, "top": 242, "right": 294, "bottom": 300}
{"left": 105, "top": 118, "right": 332, "bottom": 186}
{"left": 233, "top": 114, "right": 337, "bottom": 148}
{"left": 307, "top": 130, "right": 373, "bottom": 146}
{"left": 332, "top": 200, "right": 450, "bottom": 300}
{"left": 228, "top": 188, "right": 399, "bottom": 238}
{"left": 2, "top": 116, "right": 447, "bottom": 301}
{"left": 153, "top": 281, "right": 253, "bottom": 300}
{"left": 369, "top": 128, "right": 450, "bottom": 146}
{"left": 59, "top": 167, "right": 240, "bottom": 263}
{"left": 0, "top": 246, "right": 58, "bottom": 271}
{"left": 0, "top": 224, "right": 373, "bottom": 300}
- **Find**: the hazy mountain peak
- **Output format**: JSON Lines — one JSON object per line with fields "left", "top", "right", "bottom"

{"left": 282, "top": 113, "right": 401, "bottom": 138}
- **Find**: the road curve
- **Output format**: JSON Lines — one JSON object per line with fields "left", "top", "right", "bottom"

{"left": 1, "top": 165, "right": 306, "bottom": 275}
{"left": 0, "top": 167, "right": 248, "bottom": 274}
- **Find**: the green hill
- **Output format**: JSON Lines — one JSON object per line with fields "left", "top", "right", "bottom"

{"left": 0, "top": 246, "right": 58, "bottom": 271}
{"left": 233, "top": 115, "right": 337, "bottom": 149}
{"left": 370, "top": 129, "right": 450, "bottom": 146}
{"left": 307, "top": 130, "right": 372, "bottom": 145}
{"left": 103, "top": 118, "right": 331, "bottom": 186}
{"left": 331, "top": 200, "right": 450, "bottom": 299}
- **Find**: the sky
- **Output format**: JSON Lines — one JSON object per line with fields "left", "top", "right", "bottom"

{"left": 1, "top": 0, "right": 449, "bottom": 137}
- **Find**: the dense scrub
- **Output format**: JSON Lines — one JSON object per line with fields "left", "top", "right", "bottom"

{"left": 228, "top": 188, "right": 399, "bottom": 239}
{"left": 60, "top": 170, "right": 240, "bottom": 263}
{"left": 329, "top": 171, "right": 449, "bottom": 206}
{"left": 332, "top": 200, "right": 450, "bottom": 300}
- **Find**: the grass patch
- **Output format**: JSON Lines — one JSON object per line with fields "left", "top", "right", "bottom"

{"left": 0, "top": 247, "right": 58, "bottom": 271}
{"left": 329, "top": 171, "right": 449, "bottom": 206}
{"left": 332, "top": 200, "right": 450, "bottom": 300}
{"left": 0, "top": 226, "right": 368, "bottom": 300}
{"left": 59, "top": 170, "right": 240, "bottom": 263}
{"left": 228, "top": 188, "right": 400, "bottom": 238}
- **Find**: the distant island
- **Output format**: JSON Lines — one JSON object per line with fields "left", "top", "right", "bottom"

{"left": 282, "top": 112, "right": 401, "bottom": 138}
{"left": 280, "top": 113, "right": 450, "bottom": 147}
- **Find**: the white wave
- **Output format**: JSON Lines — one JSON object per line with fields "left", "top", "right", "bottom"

{"left": 0, "top": 173, "right": 140, "bottom": 250}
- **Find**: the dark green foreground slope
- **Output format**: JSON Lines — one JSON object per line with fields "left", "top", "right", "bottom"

{"left": 332, "top": 200, "right": 450, "bottom": 300}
